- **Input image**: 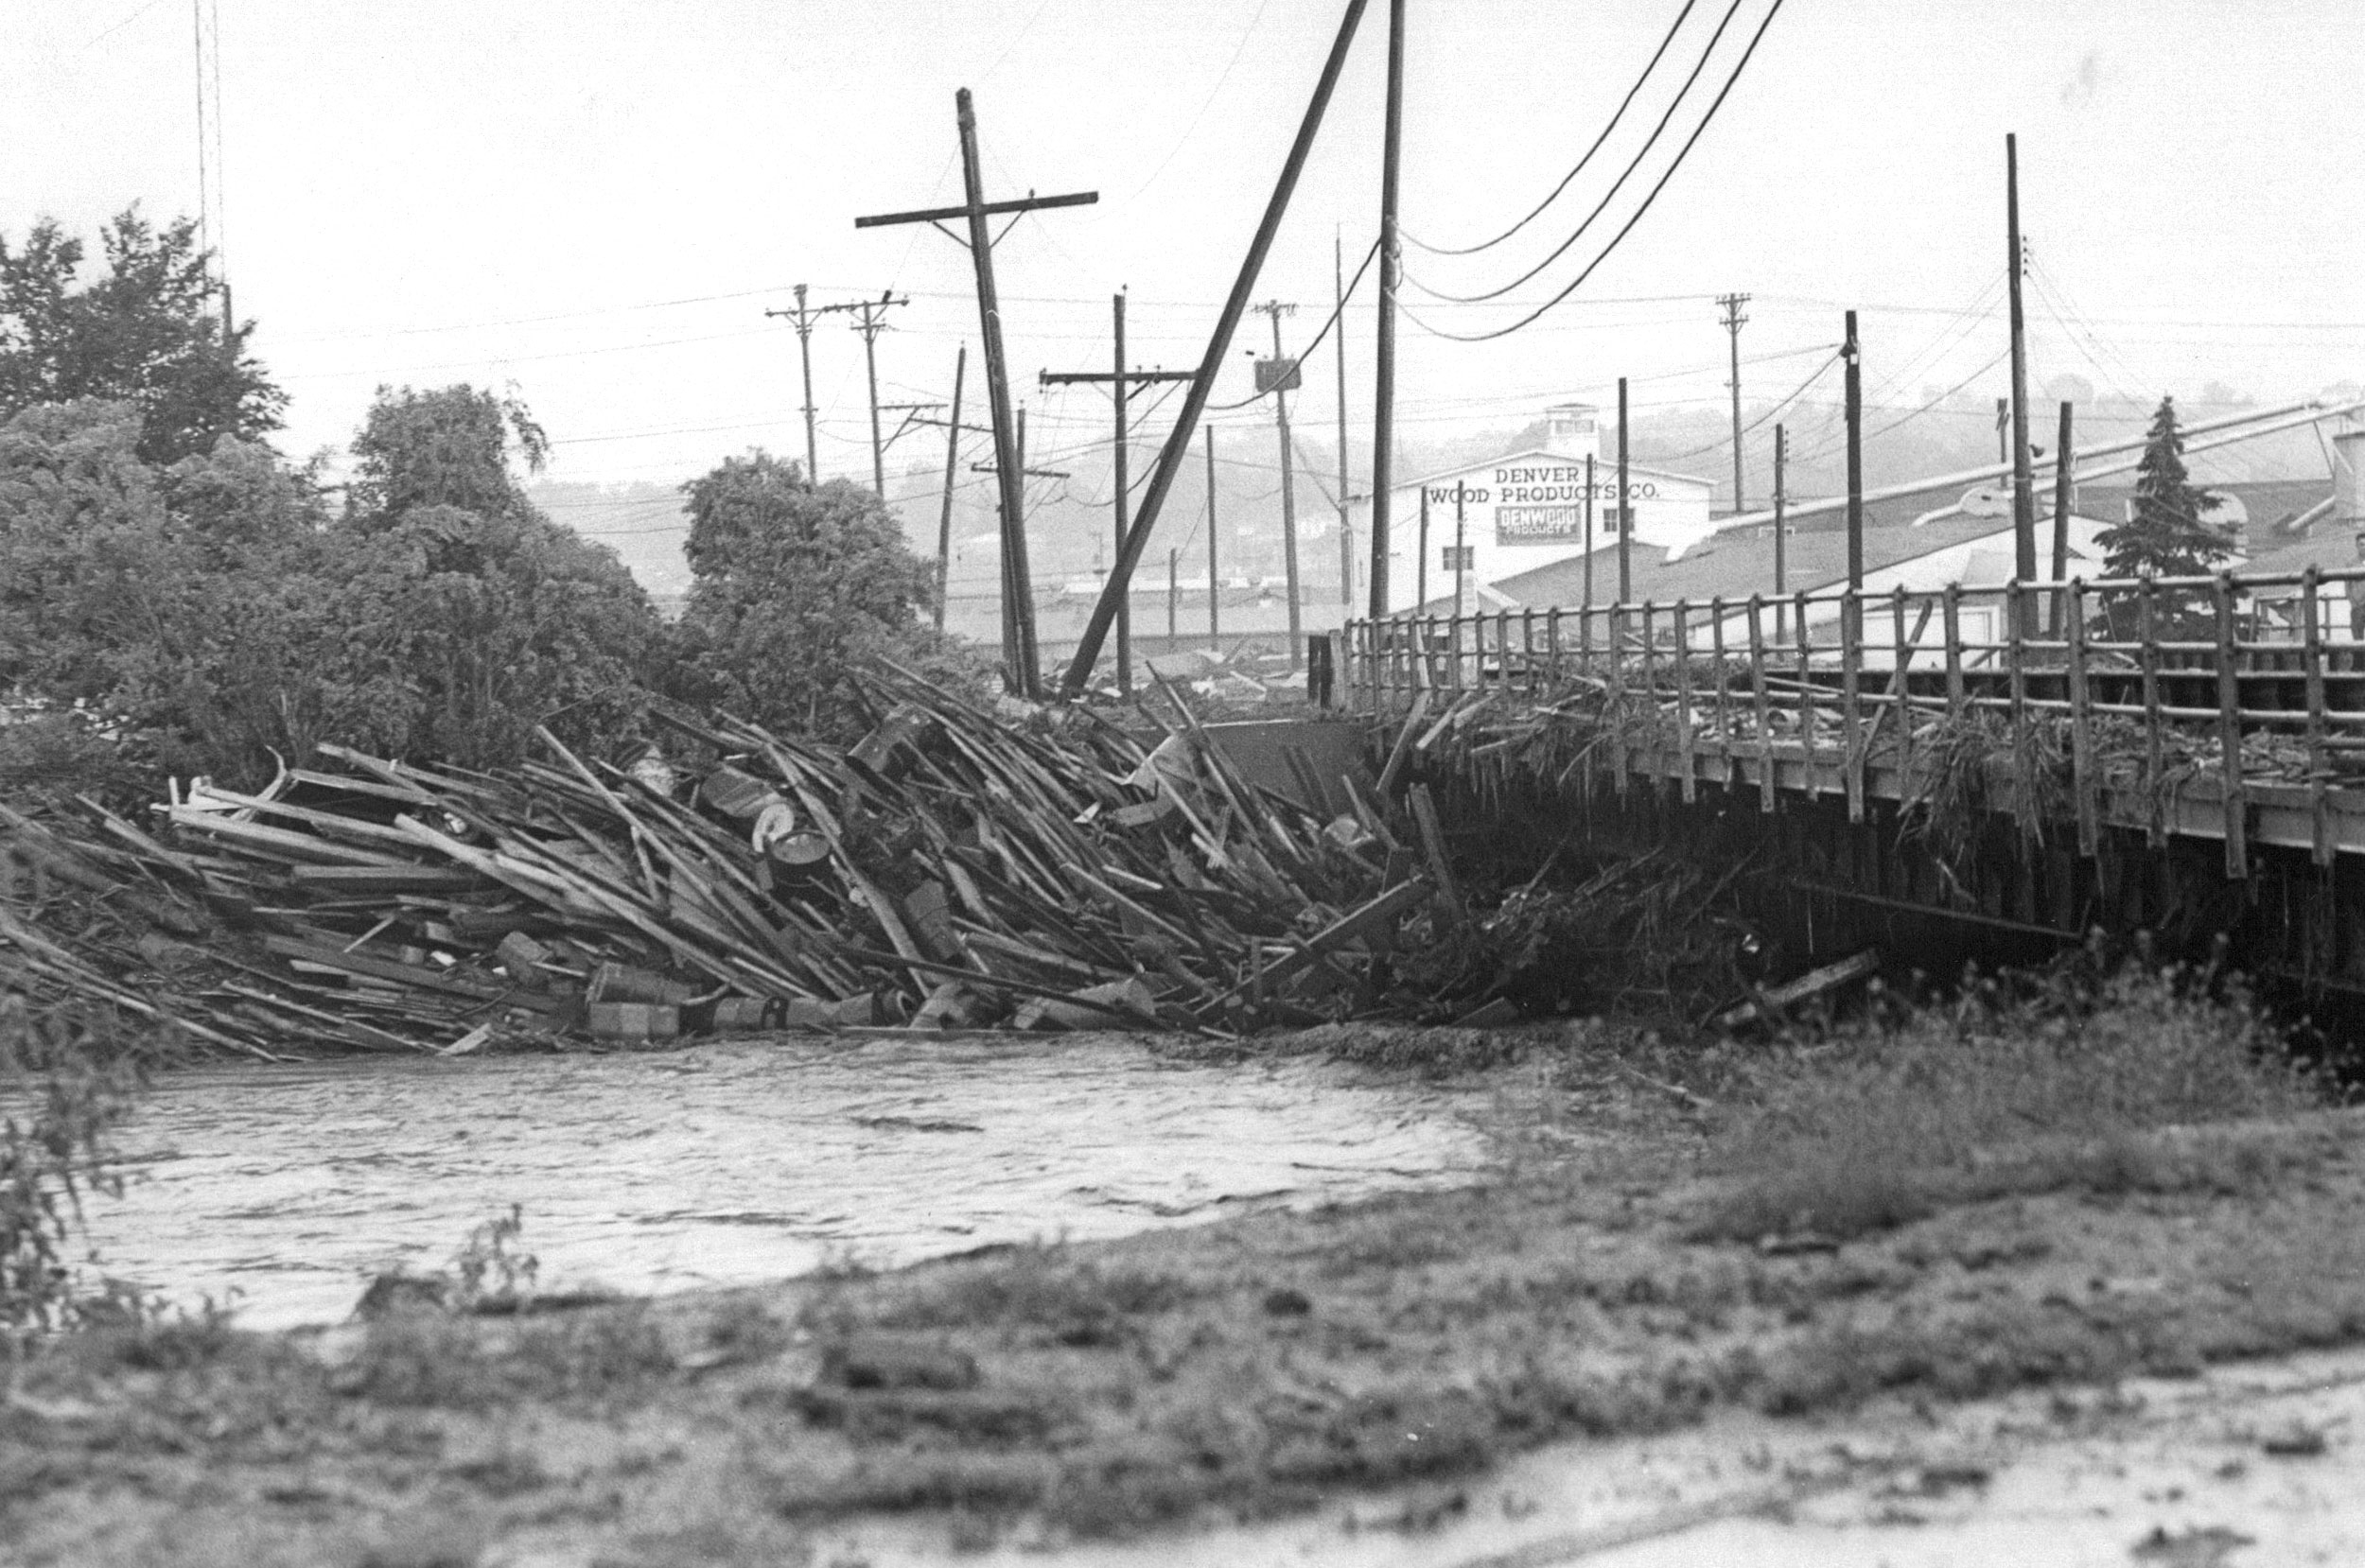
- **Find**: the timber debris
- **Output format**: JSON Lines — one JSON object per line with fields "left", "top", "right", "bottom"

{"left": 0, "top": 671, "right": 1449, "bottom": 1056}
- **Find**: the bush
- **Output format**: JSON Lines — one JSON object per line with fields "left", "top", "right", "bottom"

{"left": 0, "top": 994, "right": 161, "bottom": 1345}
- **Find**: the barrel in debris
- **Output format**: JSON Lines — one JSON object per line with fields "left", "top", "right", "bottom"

{"left": 587, "top": 1002, "right": 679, "bottom": 1041}
{"left": 586, "top": 961, "right": 695, "bottom": 1006}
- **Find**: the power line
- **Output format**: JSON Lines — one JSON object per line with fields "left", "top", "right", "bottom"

{"left": 1398, "top": 0, "right": 1787, "bottom": 345}
{"left": 1659, "top": 347, "right": 1837, "bottom": 462}
{"left": 1404, "top": 0, "right": 1702, "bottom": 258}
{"left": 1403, "top": 0, "right": 1749, "bottom": 305}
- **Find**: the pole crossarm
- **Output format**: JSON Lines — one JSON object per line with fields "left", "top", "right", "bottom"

{"left": 1038, "top": 370, "right": 1198, "bottom": 387}
{"left": 854, "top": 190, "right": 1098, "bottom": 230}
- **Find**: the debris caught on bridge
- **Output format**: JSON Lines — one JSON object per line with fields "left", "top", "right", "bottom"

{"left": 0, "top": 670, "right": 1494, "bottom": 1055}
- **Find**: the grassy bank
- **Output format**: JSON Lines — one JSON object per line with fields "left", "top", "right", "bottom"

{"left": 5, "top": 967, "right": 2361, "bottom": 1565}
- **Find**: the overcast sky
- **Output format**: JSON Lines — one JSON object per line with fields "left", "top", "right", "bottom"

{"left": 7, "top": 0, "right": 2360, "bottom": 511}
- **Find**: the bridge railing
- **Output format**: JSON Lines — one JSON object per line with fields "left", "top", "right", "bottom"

{"left": 1343, "top": 564, "right": 2365, "bottom": 870}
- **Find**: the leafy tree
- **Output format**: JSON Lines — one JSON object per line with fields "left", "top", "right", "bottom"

{"left": 2097, "top": 396, "right": 2228, "bottom": 581}
{"left": 674, "top": 452, "right": 947, "bottom": 738}
{"left": 0, "top": 210, "right": 283, "bottom": 465}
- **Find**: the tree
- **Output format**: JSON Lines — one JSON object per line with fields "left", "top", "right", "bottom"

{"left": 674, "top": 452, "right": 944, "bottom": 738}
{"left": 0, "top": 210, "right": 284, "bottom": 465}
{"left": 2097, "top": 396, "right": 2228, "bottom": 581}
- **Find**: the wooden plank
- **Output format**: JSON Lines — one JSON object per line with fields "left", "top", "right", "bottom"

{"left": 2007, "top": 583, "right": 2031, "bottom": 839}
{"left": 1407, "top": 782, "right": 1466, "bottom": 927}
{"left": 1942, "top": 584, "right": 1965, "bottom": 720}
{"left": 1841, "top": 590, "right": 1865, "bottom": 825}
{"left": 1673, "top": 601, "right": 1697, "bottom": 804}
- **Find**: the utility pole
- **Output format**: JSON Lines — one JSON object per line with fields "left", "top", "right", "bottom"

{"left": 1717, "top": 291, "right": 1751, "bottom": 513}
{"left": 1367, "top": 0, "right": 1406, "bottom": 618}
{"left": 843, "top": 291, "right": 909, "bottom": 499}
{"left": 1995, "top": 397, "right": 2011, "bottom": 468}
{"left": 1583, "top": 454, "right": 1595, "bottom": 612}
{"left": 1452, "top": 480, "right": 1468, "bottom": 621}
{"left": 1416, "top": 487, "right": 1430, "bottom": 609}
{"left": 2006, "top": 133, "right": 2039, "bottom": 636}
{"left": 1168, "top": 547, "right": 1180, "bottom": 651}
{"left": 935, "top": 345, "right": 967, "bottom": 632}
{"left": 1773, "top": 422, "right": 1789, "bottom": 642}
{"left": 1253, "top": 300, "right": 1305, "bottom": 669}
{"left": 967, "top": 406, "right": 1070, "bottom": 677}
{"left": 1617, "top": 377, "right": 1632, "bottom": 603}
{"left": 855, "top": 89, "right": 1097, "bottom": 696}
{"left": 1041, "top": 293, "right": 1194, "bottom": 694}
{"left": 1205, "top": 428, "right": 1221, "bottom": 648}
{"left": 1845, "top": 310, "right": 1865, "bottom": 602}
{"left": 764, "top": 285, "right": 856, "bottom": 484}
{"left": 1334, "top": 233, "right": 1355, "bottom": 607}
{"left": 2051, "top": 400, "right": 2075, "bottom": 634}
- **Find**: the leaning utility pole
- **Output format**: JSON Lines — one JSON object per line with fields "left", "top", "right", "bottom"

{"left": 1334, "top": 233, "right": 1355, "bottom": 607}
{"left": 1058, "top": 0, "right": 1368, "bottom": 696}
{"left": 846, "top": 291, "right": 909, "bottom": 500}
{"left": 1041, "top": 292, "right": 1194, "bottom": 693}
{"left": 1367, "top": 0, "right": 1406, "bottom": 619}
{"left": 1253, "top": 299, "right": 1305, "bottom": 670}
{"left": 854, "top": 88, "right": 1097, "bottom": 696}
{"left": 765, "top": 285, "right": 862, "bottom": 483}
{"left": 2006, "top": 132, "right": 2039, "bottom": 636}
{"left": 934, "top": 345, "right": 967, "bottom": 632}
{"left": 1773, "top": 422, "right": 1789, "bottom": 641}
{"left": 1717, "top": 291, "right": 1751, "bottom": 513}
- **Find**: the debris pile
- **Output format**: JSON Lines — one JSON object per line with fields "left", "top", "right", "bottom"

{"left": 1, "top": 671, "right": 1463, "bottom": 1056}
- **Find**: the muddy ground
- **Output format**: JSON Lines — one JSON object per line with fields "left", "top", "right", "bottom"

{"left": 6, "top": 1022, "right": 2365, "bottom": 1567}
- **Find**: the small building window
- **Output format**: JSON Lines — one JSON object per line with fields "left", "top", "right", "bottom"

{"left": 1601, "top": 506, "right": 1631, "bottom": 531}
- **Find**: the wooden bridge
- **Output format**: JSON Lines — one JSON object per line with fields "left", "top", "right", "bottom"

{"left": 1339, "top": 565, "right": 2365, "bottom": 1001}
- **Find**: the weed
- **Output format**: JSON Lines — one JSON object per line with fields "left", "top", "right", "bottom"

{"left": 451, "top": 1204, "right": 538, "bottom": 1312}
{"left": 1697, "top": 958, "right": 2321, "bottom": 1242}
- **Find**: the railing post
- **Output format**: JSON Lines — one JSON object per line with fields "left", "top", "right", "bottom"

{"left": 1673, "top": 600, "right": 1697, "bottom": 804}
{"left": 1795, "top": 588, "right": 1815, "bottom": 771}
{"left": 1607, "top": 601, "right": 1628, "bottom": 796}
{"left": 1942, "top": 584, "right": 1965, "bottom": 723}
{"left": 1836, "top": 586, "right": 1865, "bottom": 819}
{"left": 1890, "top": 584, "right": 1915, "bottom": 789}
{"left": 2007, "top": 581, "right": 2031, "bottom": 838}
{"left": 2304, "top": 565, "right": 2332, "bottom": 866}
{"left": 2065, "top": 579, "right": 2098, "bottom": 858}
{"left": 2215, "top": 571, "right": 2247, "bottom": 878}
{"left": 2140, "top": 579, "right": 2166, "bottom": 848}
{"left": 1709, "top": 596, "right": 1731, "bottom": 775}
{"left": 1521, "top": 607, "right": 1536, "bottom": 694}
{"left": 1747, "top": 594, "right": 1775, "bottom": 812}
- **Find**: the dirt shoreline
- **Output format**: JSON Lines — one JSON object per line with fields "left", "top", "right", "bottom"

{"left": 7, "top": 1033, "right": 2365, "bottom": 1567}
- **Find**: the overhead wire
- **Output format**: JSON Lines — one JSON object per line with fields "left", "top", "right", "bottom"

{"left": 1656, "top": 347, "right": 1841, "bottom": 462}
{"left": 1207, "top": 237, "right": 1378, "bottom": 411}
{"left": 1398, "top": 0, "right": 1787, "bottom": 345}
{"left": 1402, "top": 0, "right": 1747, "bottom": 303}
{"left": 1403, "top": 0, "right": 1702, "bottom": 257}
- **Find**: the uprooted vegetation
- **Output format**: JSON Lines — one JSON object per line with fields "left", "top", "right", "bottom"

{"left": 5, "top": 961, "right": 2359, "bottom": 1561}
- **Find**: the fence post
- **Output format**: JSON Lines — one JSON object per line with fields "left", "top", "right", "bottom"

{"left": 2065, "top": 579, "right": 2098, "bottom": 858}
{"left": 1942, "top": 584, "right": 1965, "bottom": 722}
{"left": 2304, "top": 565, "right": 2332, "bottom": 866}
{"left": 1673, "top": 600, "right": 1697, "bottom": 804}
{"left": 2215, "top": 571, "right": 2247, "bottom": 878}
{"left": 1521, "top": 607, "right": 1536, "bottom": 694}
{"left": 1889, "top": 584, "right": 1915, "bottom": 791}
{"left": 1747, "top": 594, "right": 1775, "bottom": 812}
{"left": 1546, "top": 608, "right": 1563, "bottom": 685}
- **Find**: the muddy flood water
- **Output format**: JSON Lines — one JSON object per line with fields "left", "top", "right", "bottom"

{"left": 79, "top": 1034, "right": 1488, "bottom": 1330}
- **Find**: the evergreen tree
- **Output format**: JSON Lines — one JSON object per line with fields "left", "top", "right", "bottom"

{"left": 2096, "top": 396, "right": 2228, "bottom": 580}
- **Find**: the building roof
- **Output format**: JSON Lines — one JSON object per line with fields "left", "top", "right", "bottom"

{"left": 1477, "top": 509, "right": 2110, "bottom": 612}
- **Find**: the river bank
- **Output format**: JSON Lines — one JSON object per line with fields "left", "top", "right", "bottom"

{"left": 8, "top": 977, "right": 2364, "bottom": 1567}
